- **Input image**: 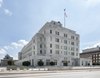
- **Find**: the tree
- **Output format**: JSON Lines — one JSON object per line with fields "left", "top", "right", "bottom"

{"left": 37, "top": 60, "right": 44, "bottom": 66}
{"left": 50, "top": 61, "right": 55, "bottom": 66}
{"left": 22, "top": 61, "right": 30, "bottom": 66}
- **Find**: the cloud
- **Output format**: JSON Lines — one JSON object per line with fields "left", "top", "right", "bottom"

{"left": 83, "top": 41, "right": 100, "bottom": 49}
{"left": 0, "top": 39, "right": 28, "bottom": 59}
{"left": 4, "top": 9, "right": 12, "bottom": 16}
{"left": 11, "top": 40, "right": 28, "bottom": 49}
{"left": 0, "top": 0, "right": 3, "bottom": 8}
{"left": 70, "top": 0, "right": 100, "bottom": 8}
{"left": 0, "top": 48, "right": 7, "bottom": 59}
{"left": 0, "top": 0, "right": 13, "bottom": 16}
{"left": 86, "top": 0, "right": 100, "bottom": 7}
{"left": 0, "top": 48, "right": 7, "bottom": 54}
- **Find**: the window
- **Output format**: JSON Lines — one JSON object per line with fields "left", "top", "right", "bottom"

{"left": 64, "top": 40, "right": 67, "bottom": 44}
{"left": 76, "top": 43, "right": 78, "bottom": 46}
{"left": 76, "top": 37, "right": 78, "bottom": 40}
{"left": 64, "top": 46, "right": 67, "bottom": 50}
{"left": 40, "top": 44, "right": 42, "bottom": 48}
{"left": 71, "top": 47, "right": 74, "bottom": 51}
{"left": 71, "top": 52, "right": 74, "bottom": 56}
{"left": 46, "top": 59, "right": 50, "bottom": 65}
{"left": 50, "top": 44, "right": 52, "bottom": 48}
{"left": 76, "top": 53, "right": 78, "bottom": 56}
{"left": 76, "top": 48, "right": 78, "bottom": 51}
{"left": 55, "top": 50, "right": 59, "bottom": 54}
{"left": 55, "top": 31, "right": 59, "bottom": 35}
{"left": 33, "top": 46, "right": 35, "bottom": 49}
{"left": 55, "top": 44, "right": 59, "bottom": 49}
{"left": 50, "top": 30, "right": 52, "bottom": 34}
{"left": 71, "top": 36, "right": 74, "bottom": 39}
{"left": 40, "top": 37, "right": 42, "bottom": 41}
{"left": 33, "top": 39, "right": 35, "bottom": 43}
{"left": 50, "top": 50, "right": 52, "bottom": 54}
{"left": 71, "top": 42, "right": 74, "bottom": 45}
{"left": 64, "top": 51, "right": 67, "bottom": 55}
{"left": 55, "top": 38, "right": 59, "bottom": 42}
{"left": 64, "top": 34, "right": 67, "bottom": 37}
{"left": 40, "top": 50, "right": 42, "bottom": 54}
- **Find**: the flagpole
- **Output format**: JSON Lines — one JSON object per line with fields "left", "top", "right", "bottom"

{"left": 64, "top": 9, "right": 66, "bottom": 27}
{"left": 64, "top": 11, "right": 65, "bottom": 27}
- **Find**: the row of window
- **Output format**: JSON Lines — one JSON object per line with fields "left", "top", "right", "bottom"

{"left": 36, "top": 36, "right": 78, "bottom": 46}
{"left": 39, "top": 44, "right": 78, "bottom": 51}
{"left": 55, "top": 38, "right": 75, "bottom": 45}
{"left": 50, "top": 30, "right": 79, "bottom": 40}
{"left": 39, "top": 50, "right": 78, "bottom": 56}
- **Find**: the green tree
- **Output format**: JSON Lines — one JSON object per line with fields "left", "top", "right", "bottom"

{"left": 50, "top": 61, "right": 55, "bottom": 66}
{"left": 37, "top": 60, "right": 44, "bottom": 66}
{"left": 22, "top": 61, "right": 30, "bottom": 66}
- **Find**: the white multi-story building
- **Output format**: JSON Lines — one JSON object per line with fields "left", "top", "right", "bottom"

{"left": 16, "top": 21, "right": 80, "bottom": 66}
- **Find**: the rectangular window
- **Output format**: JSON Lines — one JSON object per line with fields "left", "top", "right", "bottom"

{"left": 55, "top": 38, "right": 59, "bottom": 42}
{"left": 71, "top": 42, "right": 74, "bottom": 45}
{"left": 55, "top": 50, "right": 59, "bottom": 54}
{"left": 40, "top": 37, "right": 42, "bottom": 41}
{"left": 50, "top": 30, "right": 52, "bottom": 34}
{"left": 33, "top": 46, "right": 35, "bottom": 49}
{"left": 50, "top": 50, "right": 52, "bottom": 54}
{"left": 71, "top": 36, "right": 74, "bottom": 39}
{"left": 64, "top": 51, "right": 67, "bottom": 55}
{"left": 50, "top": 44, "right": 52, "bottom": 48}
{"left": 64, "top": 40, "right": 67, "bottom": 44}
{"left": 55, "top": 44, "right": 59, "bottom": 49}
{"left": 55, "top": 31, "right": 59, "bottom": 35}
{"left": 64, "top": 34, "right": 67, "bottom": 37}
{"left": 40, "top": 44, "right": 42, "bottom": 48}
{"left": 64, "top": 46, "right": 67, "bottom": 50}
{"left": 76, "top": 48, "right": 78, "bottom": 51}
{"left": 40, "top": 50, "right": 42, "bottom": 54}
{"left": 71, "top": 52, "right": 74, "bottom": 56}
{"left": 71, "top": 47, "right": 74, "bottom": 51}
{"left": 76, "top": 53, "right": 78, "bottom": 56}
{"left": 76, "top": 37, "right": 78, "bottom": 40}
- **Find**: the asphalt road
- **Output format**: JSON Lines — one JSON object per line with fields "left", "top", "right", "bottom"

{"left": 0, "top": 70, "right": 100, "bottom": 78}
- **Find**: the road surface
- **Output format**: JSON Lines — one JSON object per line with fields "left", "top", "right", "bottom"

{"left": 0, "top": 70, "right": 100, "bottom": 78}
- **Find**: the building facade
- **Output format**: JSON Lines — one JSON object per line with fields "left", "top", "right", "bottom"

{"left": 1, "top": 54, "right": 13, "bottom": 66}
{"left": 16, "top": 21, "right": 80, "bottom": 66}
{"left": 80, "top": 46, "right": 100, "bottom": 65}
{"left": 80, "top": 58, "right": 92, "bottom": 66}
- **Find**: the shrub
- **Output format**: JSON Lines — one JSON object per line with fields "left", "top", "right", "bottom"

{"left": 50, "top": 61, "right": 55, "bottom": 66}
{"left": 22, "top": 61, "right": 30, "bottom": 66}
{"left": 37, "top": 60, "right": 44, "bottom": 66}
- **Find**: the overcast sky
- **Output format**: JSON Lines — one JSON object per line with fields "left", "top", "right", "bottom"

{"left": 0, "top": 0, "right": 100, "bottom": 59}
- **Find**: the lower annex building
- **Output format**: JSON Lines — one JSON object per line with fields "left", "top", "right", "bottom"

{"left": 80, "top": 46, "right": 100, "bottom": 65}
{"left": 16, "top": 21, "right": 80, "bottom": 66}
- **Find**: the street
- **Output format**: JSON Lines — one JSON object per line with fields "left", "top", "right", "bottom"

{"left": 0, "top": 70, "right": 100, "bottom": 78}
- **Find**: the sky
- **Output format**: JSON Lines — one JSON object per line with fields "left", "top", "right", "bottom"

{"left": 0, "top": 0, "right": 100, "bottom": 59}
